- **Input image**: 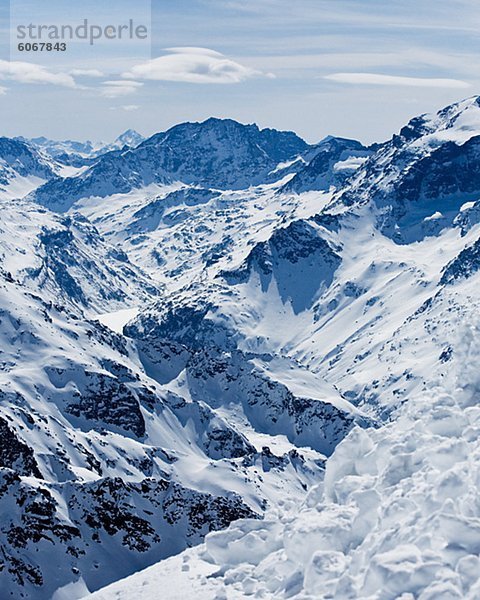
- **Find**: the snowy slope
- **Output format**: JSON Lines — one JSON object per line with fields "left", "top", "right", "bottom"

{"left": 83, "top": 96, "right": 480, "bottom": 599}
{"left": 0, "top": 208, "right": 326, "bottom": 598}
{"left": 88, "top": 313, "right": 480, "bottom": 599}
{"left": 4, "top": 96, "right": 480, "bottom": 599}
{"left": 31, "top": 118, "right": 310, "bottom": 211}
{"left": 98, "top": 129, "right": 145, "bottom": 154}
{"left": 0, "top": 199, "right": 159, "bottom": 313}
{"left": 0, "top": 137, "right": 59, "bottom": 199}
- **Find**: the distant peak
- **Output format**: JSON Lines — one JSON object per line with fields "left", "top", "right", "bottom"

{"left": 114, "top": 129, "right": 144, "bottom": 144}
{"left": 202, "top": 116, "right": 257, "bottom": 129}
{"left": 117, "top": 128, "right": 141, "bottom": 138}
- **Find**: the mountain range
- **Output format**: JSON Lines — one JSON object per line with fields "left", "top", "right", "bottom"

{"left": 2, "top": 98, "right": 480, "bottom": 599}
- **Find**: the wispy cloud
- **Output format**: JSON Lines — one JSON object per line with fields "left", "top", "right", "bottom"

{"left": 123, "top": 47, "right": 274, "bottom": 84}
{"left": 0, "top": 60, "right": 76, "bottom": 88}
{"left": 236, "top": 49, "right": 478, "bottom": 78}
{"left": 109, "top": 104, "right": 140, "bottom": 112}
{"left": 101, "top": 81, "right": 143, "bottom": 98}
{"left": 324, "top": 72, "right": 471, "bottom": 89}
{"left": 70, "top": 68, "right": 104, "bottom": 78}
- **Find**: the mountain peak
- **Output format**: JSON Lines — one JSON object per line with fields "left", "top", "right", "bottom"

{"left": 202, "top": 116, "right": 255, "bottom": 128}
{"left": 32, "top": 117, "right": 310, "bottom": 210}
{"left": 398, "top": 94, "right": 480, "bottom": 147}
{"left": 114, "top": 129, "right": 144, "bottom": 147}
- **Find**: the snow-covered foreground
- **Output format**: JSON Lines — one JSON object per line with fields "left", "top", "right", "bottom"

{"left": 89, "top": 324, "right": 480, "bottom": 599}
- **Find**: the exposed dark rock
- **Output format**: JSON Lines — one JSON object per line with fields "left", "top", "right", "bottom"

{"left": 0, "top": 417, "right": 42, "bottom": 478}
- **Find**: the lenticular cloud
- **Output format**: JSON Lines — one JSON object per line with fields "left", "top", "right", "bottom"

{"left": 123, "top": 47, "right": 273, "bottom": 84}
{"left": 324, "top": 72, "right": 470, "bottom": 89}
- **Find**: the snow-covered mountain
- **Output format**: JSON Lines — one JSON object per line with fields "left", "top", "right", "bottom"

{"left": 3, "top": 96, "right": 480, "bottom": 599}
{"left": 0, "top": 137, "right": 59, "bottom": 198}
{"left": 17, "top": 135, "right": 103, "bottom": 159}
{"left": 0, "top": 200, "right": 326, "bottom": 599}
{"left": 18, "top": 130, "right": 145, "bottom": 172}
{"left": 280, "top": 136, "right": 373, "bottom": 194}
{"left": 31, "top": 118, "right": 310, "bottom": 211}
{"left": 336, "top": 96, "right": 480, "bottom": 243}
{"left": 99, "top": 129, "right": 145, "bottom": 154}
{"left": 20, "top": 130, "right": 144, "bottom": 158}
{"left": 0, "top": 199, "right": 159, "bottom": 312}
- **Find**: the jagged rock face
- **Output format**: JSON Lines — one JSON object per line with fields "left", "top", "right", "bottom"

{"left": 0, "top": 200, "right": 159, "bottom": 313}
{"left": 0, "top": 470, "right": 82, "bottom": 593}
{"left": 0, "top": 138, "right": 56, "bottom": 197}
{"left": 0, "top": 417, "right": 42, "bottom": 477}
{"left": 441, "top": 236, "right": 480, "bottom": 285}
{"left": 394, "top": 136, "right": 480, "bottom": 204}
{"left": 221, "top": 219, "right": 342, "bottom": 313}
{"left": 32, "top": 118, "right": 309, "bottom": 211}
{"left": 336, "top": 97, "right": 480, "bottom": 243}
{"left": 57, "top": 369, "right": 148, "bottom": 438}
{"left": 185, "top": 347, "right": 356, "bottom": 455}
{"left": 281, "top": 137, "right": 372, "bottom": 194}
{"left": 0, "top": 469, "right": 257, "bottom": 599}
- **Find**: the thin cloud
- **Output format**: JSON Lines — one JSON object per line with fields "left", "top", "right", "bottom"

{"left": 101, "top": 81, "right": 143, "bottom": 98}
{"left": 70, "top": 68, "right": 104, "bottom": 78}
{"left": 123, "top": 47, "right": 274, "bottom": 84}
{"left": 237, "top": 49, "right": 477, "bottom": 77}
{"left": 109, "top": 104, "right": 140, "bottom": 111}
{"left": 0, "top": 60, "right": 76, "bottom": 88}
{"left": 324, "top": 72, "right": 470, "bottom": 89}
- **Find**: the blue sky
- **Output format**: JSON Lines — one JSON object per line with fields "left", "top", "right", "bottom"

{"left": 0, "top": 0, "right": 479, "bottom": 144}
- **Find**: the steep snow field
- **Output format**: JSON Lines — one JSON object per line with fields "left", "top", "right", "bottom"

{"left": 88, "top": 327, "right": 480, "bottom": 599}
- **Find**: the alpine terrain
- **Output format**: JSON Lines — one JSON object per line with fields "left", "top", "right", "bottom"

{"left": 2, "top": 97, "right": 480, "bottom": 599}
